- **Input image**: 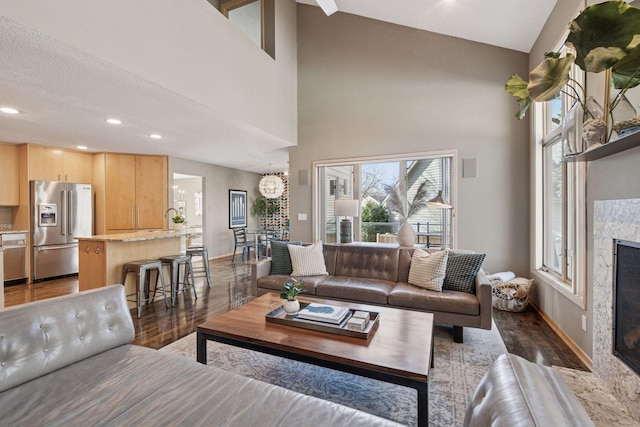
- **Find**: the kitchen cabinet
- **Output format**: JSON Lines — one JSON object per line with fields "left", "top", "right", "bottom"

{"left": 98, "top": 153, "right": 167, "bottom": 233}
{"left": 0, "top": 143, "right": 19, "bottom": 206}
{"left": 28, "top": 145, "right": 93, "bottom": 183}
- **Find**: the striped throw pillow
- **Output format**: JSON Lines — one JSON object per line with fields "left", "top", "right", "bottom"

{"left": 443, "top": 251, "right": 486, "bottom": 293}
{"left": 408, "top": 248, "right": 449, "bottom": 292}
{"left": 288, "top": 241, "right": 328, "bottom": 277}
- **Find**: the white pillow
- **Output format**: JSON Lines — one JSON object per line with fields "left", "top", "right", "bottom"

{"left": 288, "top": 241, "right": 328, "bottom": 277}
{"left": 408, "top": 248, "right": 449, "bottom": 292}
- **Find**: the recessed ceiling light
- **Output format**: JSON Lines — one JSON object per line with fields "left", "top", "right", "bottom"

{"left": 149, "top": 134, "right": 162, "bottom": 139}
{"left": 76, "top": 145, "right": 88, "bottom": 150}
{"left": 106, "top": 118, "right": 122, "bottom": 125}
{"left": 0, "top": 107, "right": 20, "bottom": 114}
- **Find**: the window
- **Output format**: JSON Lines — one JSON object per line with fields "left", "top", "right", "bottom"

{"left": 313, "top": 152, "right": 455, "bottom": 248}
{"left": 534, "top": 46, "right": 586, "bottom": 306}
{"left": 212, "top": 0, "right": 276, "bottom": 59}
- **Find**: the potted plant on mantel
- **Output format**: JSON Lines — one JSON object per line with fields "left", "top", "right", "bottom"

{"left": 505, "top": 0, "right": 640, "bottom": 154}
{"left": 385, "top": 180, "right": 433, "bottom": 246}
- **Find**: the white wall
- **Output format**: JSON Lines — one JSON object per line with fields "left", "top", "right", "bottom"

{"left": 290, "top": 5, "right": 531, "bottom": 275}
{"left": 168, "top": 156, "right": 264, "bottom": 258}
{"left": 0, "top": 0, "right": 298, "bottom": 145}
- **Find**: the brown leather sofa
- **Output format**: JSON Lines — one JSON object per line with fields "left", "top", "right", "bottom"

{"left": 251, "top": 243, "right": 492, "bottom": 342}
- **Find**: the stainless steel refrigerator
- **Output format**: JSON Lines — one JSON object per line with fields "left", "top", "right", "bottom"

{"left": 31, "top": 180, "right": 93, "bottom": 281}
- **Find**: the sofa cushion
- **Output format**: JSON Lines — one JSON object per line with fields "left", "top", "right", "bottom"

{"left": 289, "top": 241, "right": 329, "bottom": 277}
{"left": 389, "top": 283, "right": 480, "bottom": 316}
{"left": 315, "top": 277, "right": 395, "bottom": 305}
{"left": 270, "top": 240, "right": 301, "bottom": 275}
{"left": 408, "top": 248, "right": 449, "bottom": 292}
{"left": 334, "top": 245, "right": 399, "bottom": 282}
{"left": 0, "top": 284, "right": 134, "bottom": 393}
{"left": 443, "top": 252, "right": 486, "bottom": 294}
{"left": 257, "top": 274, "right": 325, "bottom": 295}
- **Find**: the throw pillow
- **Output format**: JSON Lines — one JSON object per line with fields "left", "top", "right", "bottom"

{"left": 270, "top": 240, "right": 302, "bottom": 275}
{"left": 408, "top": 248, "right": 448, "bottom": 292}
{"left": 443, "top": 251, "right": 486, "bottom": 294}
{"left": 288, "top": 241, "right": 328, "bottom": 277}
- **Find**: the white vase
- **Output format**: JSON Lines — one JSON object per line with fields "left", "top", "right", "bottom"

{"left": 397, "top": 222, "right": 416, "bottom": 247}
{"left": 283, "top": 300, "right": 300, "bottom": 315}
{"left": 174, "top": 223, "right": 184, "bottom": 232}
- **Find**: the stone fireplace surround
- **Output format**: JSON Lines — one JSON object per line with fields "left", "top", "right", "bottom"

{"left": 593, "top": 198, "right": 640, "bottom": 420}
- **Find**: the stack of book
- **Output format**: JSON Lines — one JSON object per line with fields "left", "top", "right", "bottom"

{"left": 296, "top": 303, "right": 350, "bottom": 324}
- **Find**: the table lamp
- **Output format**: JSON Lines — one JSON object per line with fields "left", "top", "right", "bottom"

{"left": 334, "top": 199, "right": 360, "bottom": 244}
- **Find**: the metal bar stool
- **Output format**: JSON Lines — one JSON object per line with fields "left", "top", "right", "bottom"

{"left": 121, "top": 259, "right": 169, "bottom": 318}
{"left": 186, "top": 246, "right": 211, "bottom": 287}
{"left": 160, "top": 255, "right": 197, "bottom": 306}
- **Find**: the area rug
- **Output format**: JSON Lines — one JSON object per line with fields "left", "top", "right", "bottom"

{"left": 160, "top": 321, "right": 505, "bottom": 426}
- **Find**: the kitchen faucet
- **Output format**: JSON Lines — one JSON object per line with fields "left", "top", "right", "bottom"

{"left": 165, "top": 208, "right": 178, "bottom": 218}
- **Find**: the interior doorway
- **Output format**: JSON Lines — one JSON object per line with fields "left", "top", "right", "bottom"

{"left": 172, "top": 173, "right": 204, "bottom": 246}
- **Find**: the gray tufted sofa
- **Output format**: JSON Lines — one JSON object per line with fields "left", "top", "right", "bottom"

{"left": 464, "top": 353, "right": 594, "bottom": 427}
{"left": 0, "top": 285, "right": 402, "bottom": 426}
{"left": 251, "top": 243, "right": 492, "bottom": 342}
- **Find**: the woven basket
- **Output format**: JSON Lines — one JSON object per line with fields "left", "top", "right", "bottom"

{"left": 491, "top": 278, "right": 533, "bottom": 312}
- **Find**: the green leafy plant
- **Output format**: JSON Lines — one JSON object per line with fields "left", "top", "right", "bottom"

{"left": 250, "top": 197, "right": 279, "bottom": 218}
{"left": 506, "top": 1, "right": 640, "bottom": 120}
{"left": 280, "top": 278, "right": 304, "bottom": 301}
{"left": 384, "top": 180, "right": 433, "bottom": 222}
{"left": 171, "top": 215, "right": 185, "bottom": 224}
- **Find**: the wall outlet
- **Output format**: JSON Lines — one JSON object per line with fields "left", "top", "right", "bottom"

{"left": 298, "top": 213, "right": 307, "bottom": 221}
{"left": 581, "top": 315, "right": 587, "bottom": 332}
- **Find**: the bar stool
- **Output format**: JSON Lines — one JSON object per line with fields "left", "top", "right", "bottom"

{"left": 121, "top": 259, "right": 169, "bottom": 318}
{"left": 187, "top": 246, "right": 211, "bottom": 287}
{"left": 160, "top": 254, "right": 197, "bottom": 306}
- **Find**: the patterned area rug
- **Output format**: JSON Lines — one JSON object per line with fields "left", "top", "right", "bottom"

{"left": 160, "top": 321, "right": 506, "bottom": 427}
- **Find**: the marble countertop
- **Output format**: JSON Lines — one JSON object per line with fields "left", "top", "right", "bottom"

{"left": 76, "top": 228, "right": 202, "bottom": 242}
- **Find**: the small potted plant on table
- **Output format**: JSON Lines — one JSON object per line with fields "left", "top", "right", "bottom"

{"left": 280, "top": 278, "right": 304, "bottom": 315}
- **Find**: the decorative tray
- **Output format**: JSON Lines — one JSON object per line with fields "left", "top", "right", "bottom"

{"left": 265, "top": 302, "right": 380, "bottom": 340}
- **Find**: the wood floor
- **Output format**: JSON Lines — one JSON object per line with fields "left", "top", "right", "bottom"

{"left": 4, "top": 257, "right": 588, "bottom": 371}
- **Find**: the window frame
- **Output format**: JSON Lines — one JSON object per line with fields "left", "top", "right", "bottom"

{"left": 532, "top": 47, "right": 587, "bottom": 309}
{"left": 312, "top": 150, "right": 458, "bottom": 247}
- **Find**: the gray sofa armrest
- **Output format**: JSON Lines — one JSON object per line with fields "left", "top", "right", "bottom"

{"left": 464, "top": 353, "right": 594, "bottom": 427}
{"left": 475, "top": 270, "right": 493, "bottom": 330}
{"left": 0, "top": 284, "right": 134, "bottom": 393}
{"left": 251, "top": 259, "right": 272, "bottom": 296}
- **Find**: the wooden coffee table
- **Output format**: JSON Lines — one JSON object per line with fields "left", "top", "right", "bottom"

{"left": 197, "top": 293, "right": 434, "bottom": 427}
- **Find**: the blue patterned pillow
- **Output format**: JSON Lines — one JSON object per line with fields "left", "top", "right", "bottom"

{"left": 443, "top": 252, "right": 486, "bottom": 293}
{"left": 270, "top": 241, "right": 302, "bottom": 275}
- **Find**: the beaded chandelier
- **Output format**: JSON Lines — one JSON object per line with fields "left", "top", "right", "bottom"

{"left": 259, "top": 174, "right": 284, "bottom": 199}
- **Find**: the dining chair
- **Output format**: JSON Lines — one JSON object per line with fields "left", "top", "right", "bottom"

{"left": 232, "top": 228, "right": 260, "bottom": 262}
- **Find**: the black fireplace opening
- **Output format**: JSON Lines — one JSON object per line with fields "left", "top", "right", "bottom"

{"left": 613, "top": 239, "right": 640, "bottom": 377}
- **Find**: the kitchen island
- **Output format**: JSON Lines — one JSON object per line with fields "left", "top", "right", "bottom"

{"left": 77, "top": 228, "right": 202, "bottom": 294}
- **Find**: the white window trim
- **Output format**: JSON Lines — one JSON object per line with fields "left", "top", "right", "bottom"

{"left": 531, "top": 96, "right": 587, "bottom": 310}
{"left": 312, "top": 149, "right": 458, "bottom": 247}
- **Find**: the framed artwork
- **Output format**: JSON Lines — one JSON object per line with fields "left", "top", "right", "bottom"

{"left": 229, "top": 190, "right": 247, "bottom": 229}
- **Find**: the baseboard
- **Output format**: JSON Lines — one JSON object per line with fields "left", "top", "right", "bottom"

{"left": 528, "top": 300, "right": 593, "bottom": 371}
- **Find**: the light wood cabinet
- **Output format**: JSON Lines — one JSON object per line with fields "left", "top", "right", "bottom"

{"left": 28, "top": 145, "right": 93, "bottom": 183}
{"left": 135, "top": 155, "right": 167, "bottom": 230}
{"left": 78, "top": 241, "right": 106, "bottom": 291}
{"left": 100, "top": 153, "right": 167, "bottom": 232}
{"left": 0, "top": 143, "right": 19, "bottom": 206}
